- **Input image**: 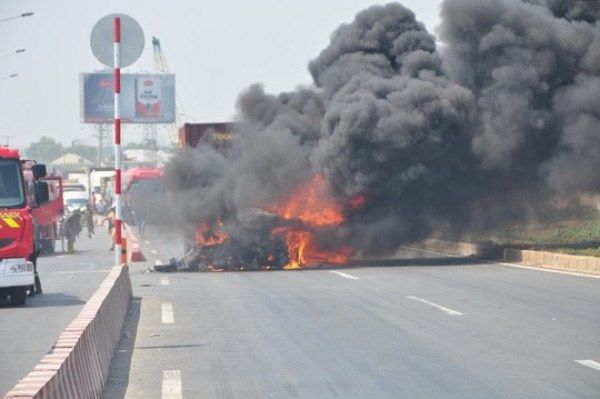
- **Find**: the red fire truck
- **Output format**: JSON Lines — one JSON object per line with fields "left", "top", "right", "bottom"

{"left": 0, "top": 148, "right": 49, "bottom": 306}
{"left": 23, "top": 162, "right": 63, "bottom": 254}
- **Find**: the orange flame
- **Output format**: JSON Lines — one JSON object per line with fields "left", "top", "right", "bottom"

{"left": 274, "top": 227, "right": 352, "bottom": 270}
{"left": 270, "top": 175, "right": 353, "bottom": 269}
{"left": 195, "top": 218, "right": 228, "bottom": 246}
{"left": 269, "top": 175, "right": 345, "bottom": 227}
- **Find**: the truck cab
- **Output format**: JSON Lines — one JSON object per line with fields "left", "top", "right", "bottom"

{"left": 0, "top": 148, "right": 49, "bottom": 306}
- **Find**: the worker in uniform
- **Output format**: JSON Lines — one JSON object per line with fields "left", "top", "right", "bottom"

{"left": 102, "top": 205, "right": 116, "bottom": 251}
{"left": 64, "top": 209, "right": 82, "bottom": 254}
{"left": 85, "top": 203, "right": 95, "bottom": 238}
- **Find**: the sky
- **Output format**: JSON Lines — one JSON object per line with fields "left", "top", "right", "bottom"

{"left": 0, "top": 0, "right": 442, "bottom": 150}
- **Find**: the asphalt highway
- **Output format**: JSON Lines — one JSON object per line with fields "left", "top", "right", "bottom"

{"left": 0, "top": 226, "right": 114, "bottom": 396}
{"left": 103, "top": 225, "right": 600, "bottom": 399}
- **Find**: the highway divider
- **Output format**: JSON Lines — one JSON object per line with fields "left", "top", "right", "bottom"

{"left": 418, "top": 239, "right": 600, "bottom": 275}
{"left": 3, "top": 265, "right": 132, "bottom": 399}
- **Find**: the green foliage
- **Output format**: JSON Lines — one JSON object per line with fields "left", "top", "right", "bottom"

{"left": 546, "top": 222, "right": 600, "bottom": 244}
{"left": 24, "top": 136, "right": 64, "bottom": 164}
{"left": 65, "top": 141, "right": 98, "bottom": 163}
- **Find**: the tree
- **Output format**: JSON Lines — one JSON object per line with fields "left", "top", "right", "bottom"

{"left": 24, "top": 136, "right": 64, "bottom": 163}
{"left": 65, "top": 140, "right": 98, "bottom": 164}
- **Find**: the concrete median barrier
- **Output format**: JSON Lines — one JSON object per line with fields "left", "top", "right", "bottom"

{"left": 3, "top": 265, "right": 132, "bottom": 399}
{"left": 419, "top": 239, "right": 599, "bottom": 276}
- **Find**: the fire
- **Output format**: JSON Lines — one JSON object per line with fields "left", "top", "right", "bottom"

{"left": 274, "top": 227, "right": 353, "bottom": 270}
{"left": 195, "top": 218, "right": 228, "bottom": 246}
{"left": 270, "top": 175, "right": 355, "bottom": 269}
{"left": 187, "top": 175, "right": 363, "bottom": 271}
{"left": 269, "top": 175, "right": 345, "bottom": 227}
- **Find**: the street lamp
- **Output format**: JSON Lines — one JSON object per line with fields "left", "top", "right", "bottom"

{"left": 0, "top": 12, "right": 34, "bottom": 23}
{"left": 0, "top": 49, "right": 26, "bottom": 58}
{"left": 0, "top": 73, "right": 19, "bottom": 80}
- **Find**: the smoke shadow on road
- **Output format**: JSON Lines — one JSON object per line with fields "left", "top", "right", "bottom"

{"left": 347, "top": 256, "right": 483, "bottom": 268}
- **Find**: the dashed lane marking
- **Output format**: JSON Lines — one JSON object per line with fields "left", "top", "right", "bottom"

{"left": 330, "top": 270, "right": 360, "bottom": 280}
{"left": 145, "top": 240, "right": 151, "bottom": 245}
{"left": 162, "top": 369, "right": 182, "bottom": 399}
{"left": 161, "top": 277, "right": 170, "bottom": 286}
{"left": 151, "top": 249, "right": 158, "bottom": 255}
{"left": 406, "top": 296, "right": 464, "bottom": 316}
{"left": 161, "top": 303, "right": 174, "bottom": 324}
{"left": 575, "top": 360, "right": 600, "bottom": 372}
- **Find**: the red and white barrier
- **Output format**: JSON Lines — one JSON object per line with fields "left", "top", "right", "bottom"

{"left": 123, "top": 223, "right": 145, "bottom": 262}
{"left": 3, "top": 265, "right": 132, "bottom": 399}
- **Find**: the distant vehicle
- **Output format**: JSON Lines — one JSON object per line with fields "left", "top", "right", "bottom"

{"left": 123, "top": 167, "right": 164, "bottom": 225}
{"left": 0, "top": 148, "right": 50, "bottom": 306}
{"left": 63, "top": 191, "right": 89, "bottom": 214}
{"left": 62, "top": 183, "right": 86, "bottom": 192}
{"left": 178, "top": 122, "right": 240, "bottom": 152}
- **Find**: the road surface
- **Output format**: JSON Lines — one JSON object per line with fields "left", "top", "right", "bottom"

{"left": 103, "top": 225, "right": 600, "bottom": 399}
{"left": 0, "top": 226, "right": 113, "bottom": 396}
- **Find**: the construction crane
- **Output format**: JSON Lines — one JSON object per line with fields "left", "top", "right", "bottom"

{"left": 151, "top": 36, "right": 184, "bottom": 146}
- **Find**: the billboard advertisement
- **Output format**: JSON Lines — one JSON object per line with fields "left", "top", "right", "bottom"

{"left": 80, "top": 73, "right": 175, "bottom": 123}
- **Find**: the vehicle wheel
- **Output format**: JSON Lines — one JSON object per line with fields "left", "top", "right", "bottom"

{"left": 10, "top": 287, "right": 27, "bottom": 306}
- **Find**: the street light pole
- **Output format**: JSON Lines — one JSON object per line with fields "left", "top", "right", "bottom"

{"left": 0, "top": 73, "right": 19, "bottom": 80}
{"left": 0, "top": 12, "right": 34, "bottom": 23}
{"left": 0, "top": 49, "right": 26, "bottom": 58}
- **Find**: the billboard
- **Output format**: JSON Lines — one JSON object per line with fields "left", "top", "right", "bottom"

{"left": 80, "top": 73, "right": 175, "bottom": 123}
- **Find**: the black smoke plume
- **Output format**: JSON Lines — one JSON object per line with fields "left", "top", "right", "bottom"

{"left": 164, "top": 1, "right": 599, "bottom": 258}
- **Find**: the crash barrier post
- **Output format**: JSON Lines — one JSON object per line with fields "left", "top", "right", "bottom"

{"left": 123, "top": 223, "right": 145, "bottom": 262}
{"left": 120, "top": 237, "right": 128, "bottom": 265}
{"left": 3, "top": 264, "right": 132, "bottom": 399}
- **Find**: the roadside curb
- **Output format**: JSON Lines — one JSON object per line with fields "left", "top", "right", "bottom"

{"left": 418, "top": 239, "right": 600, "bottom": 276}
{"left": 2, "top": 265, "right": 132, "bottom": 399}
{"left": 123, "top": 223, "right": 145, "bottom": 262}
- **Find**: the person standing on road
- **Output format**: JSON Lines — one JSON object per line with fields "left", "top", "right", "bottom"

{"left": 85, "top": 203, "right": 95, "bottom": 238}
{"left": 101, "top": 206, "right": 116, "bottom": 251}
{"left": 137, "top": 208, "right": 146, "bottom": 239}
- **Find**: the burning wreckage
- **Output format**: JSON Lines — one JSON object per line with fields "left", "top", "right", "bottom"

{"left": 159, "top": 1, "right": 600, "bottom": 272}
{"left": 157, "top": 176, "right": 358, "bottom": 272}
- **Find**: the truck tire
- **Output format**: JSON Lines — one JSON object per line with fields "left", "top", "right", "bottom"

{"left": 10, "top": 287, "right": 27, "bottom": 306}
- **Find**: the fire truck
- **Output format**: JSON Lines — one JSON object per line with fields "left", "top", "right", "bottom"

{"left": 23, "top": 162, "right": 63, "bottom": 254}
{"left": 0, "top": 148, "right": 50, "bottom": 306}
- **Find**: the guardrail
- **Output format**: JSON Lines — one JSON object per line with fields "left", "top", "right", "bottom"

{"left": 3, "top": 265, "right": 132, "bottom": 399}
{"left": 419, "top": 239, "right": 599, "bottom": 275}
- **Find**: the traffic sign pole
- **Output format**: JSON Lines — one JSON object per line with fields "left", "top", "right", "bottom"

{"left": 113, "top": 17, "right": 122, "bottom": 266}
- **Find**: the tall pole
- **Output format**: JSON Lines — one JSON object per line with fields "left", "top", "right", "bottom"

{"left": 113, "top": 17, "right": 122, "bottom": 266}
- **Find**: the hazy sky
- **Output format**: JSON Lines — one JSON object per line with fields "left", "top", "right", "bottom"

{"left": 0, "top": 0, "right": 442, "bottom": 150}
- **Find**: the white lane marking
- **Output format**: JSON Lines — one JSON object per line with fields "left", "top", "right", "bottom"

{"left": 145, "top": 240, "right": 151, "bottom": 245}
{"left": 151, "top": 249, "right": 158, "bottom": 255}
{"left": 402, "top": 246, "right": 600, "bottom": 279}
{"left": 161, "top": 277, "right": 170, "bottom": 286}
{"left": 162, "top": 369, "right": 182, "bottom": 399}
{"left": 575, "top": 359, "right": 600, "bottom": 371}
{"left": 54, "top": 269, "right": 112, "bottom": 275}
{"left": 330, "top": 270, "right": 360, "bottom": 280}
{"left": 406, "top": 296, "right": 464, "bottom": 316}
{"left": 161, "top": 303, "right": 174, "bottom": 324}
